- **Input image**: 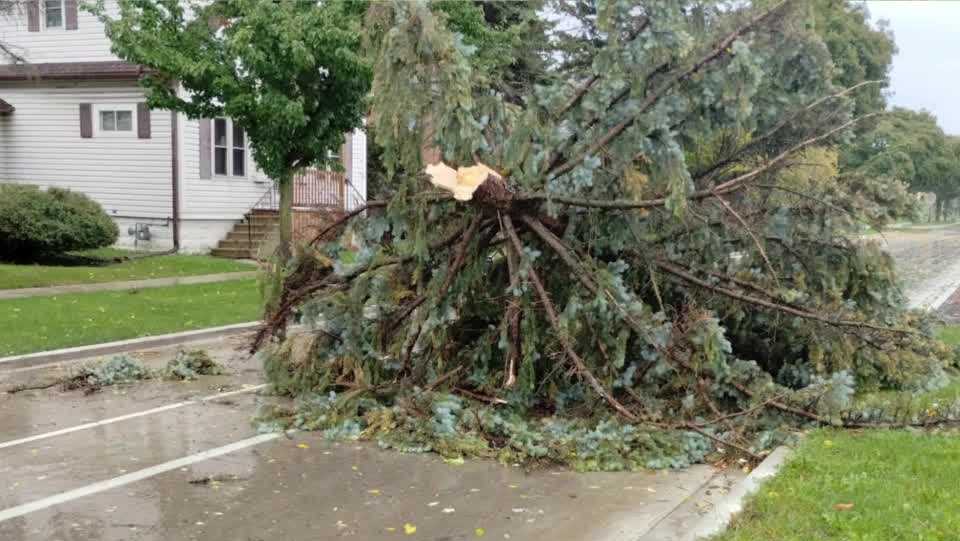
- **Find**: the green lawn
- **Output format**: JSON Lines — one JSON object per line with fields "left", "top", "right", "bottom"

{"left": 937, "top": 325, "right": 960, "bottom": 347}
{"left": 0, "top": 279, "right": 260, "bottom": 356}
{"left": 714, "top": 429, "right": 960, "bottom": 540}
{"left": 0, "top": 248, "right": 253, "bottom": 290}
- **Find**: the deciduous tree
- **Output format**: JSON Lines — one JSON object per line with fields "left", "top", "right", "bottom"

{"left": 97, "top": 0, "right": 372, "bottom": 259}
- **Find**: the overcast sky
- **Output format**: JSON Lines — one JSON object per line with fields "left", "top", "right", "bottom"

{"left": 865, "top": 1, "right": 960, "bottom": 134}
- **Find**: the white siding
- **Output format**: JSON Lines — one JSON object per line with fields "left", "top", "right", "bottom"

{"left": 0, "top": 1, "right": 119, "bottom": 65}
{"left": 0, "top": 80, "right": 173, "bottom": 220}
{"left": 346, "top": 127, "right": 367, "bottom": 211}
{"left": 178, "top": 115, "right": 272, "bottom": 221}
{"left": 0, "top": 113, "right": 11, "bottom": 179}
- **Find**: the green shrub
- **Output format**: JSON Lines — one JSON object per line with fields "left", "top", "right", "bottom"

{"left": 0, "top": 184, "right": 119, "bottom": 258}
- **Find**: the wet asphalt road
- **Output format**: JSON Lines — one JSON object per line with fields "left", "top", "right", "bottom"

{"left": 868, "top": 225, "right": 960, "bottom": 309}
{"left": 0, "top": 335, "right": 729, "bottom": 541}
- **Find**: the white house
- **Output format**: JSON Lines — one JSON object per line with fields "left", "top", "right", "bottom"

{"left": 0, "top": 0, "right": 367, "bottom": 255}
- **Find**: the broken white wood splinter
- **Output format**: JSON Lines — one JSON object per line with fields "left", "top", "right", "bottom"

{"left": 425, "top": 161, "right": 502, "bottom": 201}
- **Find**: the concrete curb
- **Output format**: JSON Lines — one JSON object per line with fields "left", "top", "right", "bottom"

{"left": 681, "top": 446, "right": 793, "bottom": 540}
{"left": 0, "top": 271, "right": 258, "bottom": 300}
{"left": 0, "top": 321, "right": 261, "bottom": 371}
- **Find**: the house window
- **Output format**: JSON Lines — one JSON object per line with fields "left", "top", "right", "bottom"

{"left": 100, "top": 110, "right": 133, "bottom": 132}
{"left": 232, "top": 123, "right": 245, "bottom": 176}
{"left": 44, "top": 0, "right": 64, "bottom": 29}
{"left": 212, "top": 118, "right": 246, "bottom": 177}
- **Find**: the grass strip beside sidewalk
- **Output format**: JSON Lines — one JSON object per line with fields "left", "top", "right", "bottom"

{"left": 0, "top": 249, "right": 253, "bottom": 290}
{"left": 713, "top": 429, "right": 960, "bottom": 540}
{"left": 0, "top": 279, "right": 260, "bottom": 356}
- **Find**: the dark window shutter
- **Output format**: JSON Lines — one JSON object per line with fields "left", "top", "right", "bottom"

{"left": 27, "top": 0, "right": 40, "bottom": 32}
{"left": 79, "top": 103, "right": 92, "bottom": 138}
{"left": 137, "top": 103, "right": 151, "bottom": 139}
{"left": 199, "top": 119, "right": 212, "bottom": 179}
{"left": 65, "top": 0, "right": 78, "bottom": 30}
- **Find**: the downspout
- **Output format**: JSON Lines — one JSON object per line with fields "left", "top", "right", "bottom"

{"left": 121, "top": 108, "right": 181, "bottom": 261}
{"left": 170, "top": 109, "right": 181, "bottom": 251}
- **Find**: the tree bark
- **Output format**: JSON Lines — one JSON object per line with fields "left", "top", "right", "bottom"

{"left": 278, "top": 175, "right": 294, "bottom": 261}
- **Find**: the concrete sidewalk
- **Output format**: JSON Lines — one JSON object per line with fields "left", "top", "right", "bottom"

{"left": 0, "top": 271, "right": 258, "bottom": 300}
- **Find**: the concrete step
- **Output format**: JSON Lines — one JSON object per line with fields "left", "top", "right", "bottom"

{"left": 210, "top": 247, "right": 257, "bottom": 259}
{"left": 216, "top": 239, "right": 265, "bottom": 250}
{"left": 225, "top": 231, "right": 271, "bottom": 242}
{"left": 237, "top": 224, "right": 278, "bottom": 234}
{"left": 244, "top": 217, "right": 280, "bottom": 225}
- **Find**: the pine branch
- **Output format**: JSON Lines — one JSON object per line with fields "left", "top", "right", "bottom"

{"left": 547, "top": 0, "right": 793, "bottom": 180}
{"left": 386, "top": 215, "right": 487, "bottom": 332}
{"left": 680, "top": 423, "right": 763, "bottom": 462}
{"left": 520, "top": 215, "right": 600, "bottom": 295}
{"left": 692, "top": 80, "right": 884, "bottom": 182}
{"left": 525, "top": 112, "right": 879, "bottom": 210}
{"left": 712, "top": 192, "right": 781, "bottom": 288}
{"left": 309, "top": 201, "right": 387, "bottom": 246}
{"left": 654, "top": 259, "right": 918, "bottom": 336}
{"left": 252, "top": 223, "right": 469, "bottom": 352}
{"left": 502, "top": 214, "right": 638, "bottom": 422}
{"left": 553, "top": 17, "right": 650, "bottom": 119}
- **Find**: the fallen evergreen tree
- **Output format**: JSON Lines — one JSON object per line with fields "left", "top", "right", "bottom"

{"left": 254, "top": 0, "right": 955, "bottom": 469}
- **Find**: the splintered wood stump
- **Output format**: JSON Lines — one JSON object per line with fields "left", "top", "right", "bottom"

{"left": 471, "top": 173, "right": 514, "bottom": 209}
{"left": 425, "top": 161, "right": 516, "bottom": 210}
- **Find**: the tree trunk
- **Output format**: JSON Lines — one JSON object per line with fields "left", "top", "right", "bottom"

{"left": 278, "top": 175, "right": 294, "bottom": 261}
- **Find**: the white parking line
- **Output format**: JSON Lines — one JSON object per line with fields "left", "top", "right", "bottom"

{"left": 0, "top": 384, "right": 268, "bottom": 451}
{"left": 0, "top": 432, "right": 281, "bottom": 523}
